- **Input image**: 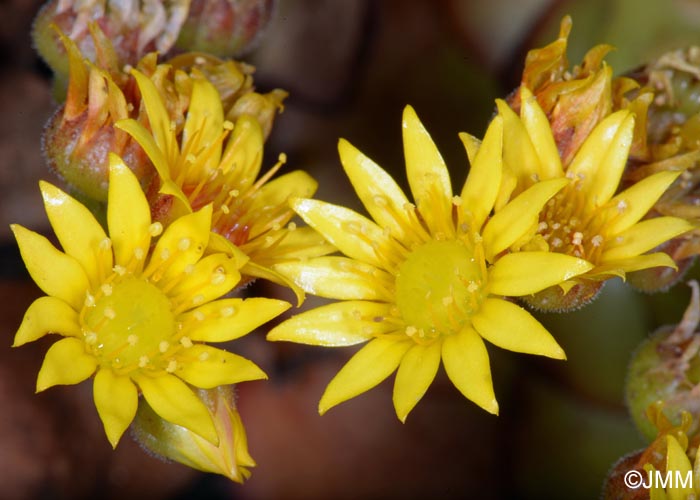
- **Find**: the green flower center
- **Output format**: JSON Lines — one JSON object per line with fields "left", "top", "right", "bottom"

{"left": 82, "top": 277, "right": 177, "bottom": 372}
{"left": 395, "top": 240, "right": 484, "bottom": 339}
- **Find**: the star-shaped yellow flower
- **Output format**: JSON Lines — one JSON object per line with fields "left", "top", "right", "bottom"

{"left": 12, "top": 155, "right": 290, "bottom": 447}
{"left": 268, "top": 106, "right": 595, "bottom": 420}
{"left": 496, "top": 87, "right": 693, "bottom": 307}
{"left": 117, "top": 71, "right": 330, "bottom": 299}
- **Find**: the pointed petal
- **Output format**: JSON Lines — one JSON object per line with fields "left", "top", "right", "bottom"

{"left": 402, "top": 106, "right": 453, "bottom": 235}
{"left": 177, "top": 345, "right": 266, "bottom": 388}
{"left": 36, "top": 337, "right": 97, "bottom": 392}
{"left": 605, "top": 171, "right": 682, "bottom": 235}
{"left": 519, "top": 87, "right": 563, "bottom": 179}
{"left": 393, "top": 340, "right": 442, "bottom": 422}
{"left": 219, "top": 115, "right": 263, "bottom": 186}
{"left": 248, "top": 226, "right": 333, "bottom": 261}
{"left": 496, "top": 100, "right": 540, "bottom": 183}
{"left": 131, "top": 69, "right": 177, "bottom": 161}
{"left": 602, "top": 217, "right": 694, "bottom": 261}
{"left": 183, "top": 78, "right": 223, "bottom": 161}
{"left": 666, "top": 435, "right": 694, "bottom": 500}
{"left": 267, "top": 301, "right": 395, "bottom": 346}
{"left": 14, "top": 296, "right": 80, "bottom": 346}
{"left": 186, "top": 297, "right": 290, "bottom": 343}
{"left": 169, "top": 253, "right": 240, "bottom": 308}
{"left": 274, "top": 257, "right": 393, "bottom": 301}
{"left": 11, "top": 225, "right": 90, "bottom": 310}
{"left": 338, "top": 138, "right": 413, "bottom": 243}
{"left": 115, "top": 118, "right": 171, "bottom": 181}
{"left": 319, "top": 336, "right": 412, "bottom": 414}
{"left": 460, "top": 116, "right": 503, "bottom": 229}
{"left": 291, "top": 198, "right": 389, "bottom": 269}
{"left": 107, "top": 154, "right": 152, "bottom": 268}
{"left": 240, "top": 261, "right": 304, "bottom": 306}
{"left": 40, "top": 181, "right": 110, "bottom": 286}
{"left": 472, "top": 298, "right": 565, "bottom": 359}
{"left": 482, "top": 178, "right": 569, "bottom": 260}
{"left": 442, "top": 326, "right": 498, "bottom": 414}
{"left": 134, "top": 373, "right": 218, "bottom": 445}
{"left": 593, "top": 252, "right": 677, "bottom": 276}
{"left": 461, "top": 133, "right": 480, "bottom": 165}
{"left": 93, "top": 368, "right": 138, "bottom": 448}
{"left": 567, "top": 110, "right": 634, "bottom": 210}
{"left": 488, "top": 252, "right": 593, "bottom": 296}
{"left": 147, "top": 205, "right": 212, "bottom": 282}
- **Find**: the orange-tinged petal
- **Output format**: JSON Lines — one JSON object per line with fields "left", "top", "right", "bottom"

{"left": 338, "top": 138, "right": 414, "bottom": 243}
{"left": 460, "top": 115, "right": 504, "bottom": 230}
{"left": 267, "top": 300, "right": 395, "bottom": 346}
{"left": 402, "top": 106, "right": 453, "bottom": 235}
{"left": 319, "top": 336, "right": 412, "bottom": 414}
{"left": 488, "top": 252, "right": 593, "bottom": 296}
{"left": 11, "top": 224, "right": 90, "bottom": 311}
{"left": 94, "top": 368, "right": 138, "bottom": 448}
{"left": 14, "top": 296, "right": 80, "bottom": 347}
{"left": 274, "top": 257, "right": 393, "bottom": 301}
{"left": 442, "top": 326, "right": 498, "bottom": 414}
{"left": 291, "top": 198, "right": 389, "bottom": 269}
{"left": 36, "top": 337, "right": 97, "bottom": 392}
{"left": 566, "top": 110, "right": 634, "bottom": 210}
{"left": 134, "top": 373, "right": 218, "bottom": 445}
{"left": 392, "top": 340, "right": 442, "bottom": 422}
{"left": 107, "top": 154, "right": 152, "bottom": 269}
{"left": 472, "top": 298, "right": 565, "bottom": 359}
{"left": 519, "top": 87, "right": 563, "bottom": 180}
{"left": 602, "top": 217, "right": 694, "bottom": 262}
{"left": 482, "top": 178, "right": 568, "bottom": 260}
{"left": 40, "top": 181, "right": 110, "bottom": 286}
{"left": 177, "top": 345, "right": 267, "bottom": 388}
{"left": 186, "top": 297, "right": 290, "bottom": 343}
{"left": 605, "top": 171, "right": 682, "bottom": 236}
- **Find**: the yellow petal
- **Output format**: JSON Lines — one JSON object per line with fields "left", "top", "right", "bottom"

{"left": 482, "top": 178, "right": 569, "bottom": 260}
{"left": 14, "top": 296, "right": 80, "bottom": 346}
{"left": 402, "top": 105, "right": 453, "bottom": 235}
{"left": 319, "top": 336, "right": 412, "bottom": 414}
{"left": 247, "top": 170, "right": 318, "bottom": 239}
{"left": 183, "top": 78, "right": 224, "bottom": 166}
{"left": 442, "top": 326, "right": 498, "bottom": 414}
{"left": 36, "top": 337, "right": 97, "bottom": 392}
{"left": 519, "top": 87, "right": 563, "bottom": 179}
{"left": 666, "top": 435, "right": 694, "bottom": 500}
{"left": 107, "top": 154, "right": 152, "bottom": 269}
{"left": 460, "top": 115, "right": 503, "bottom": 230}
{"left": 605, "top": 171, "right": 682, "bottom": 235}
{"left": 177, "top": 345, "right": 267, "bottom": 388}
{"left": 392, "top": 340, "right": 442, "bottom": 422}
{"left": 40, "top": 181, "right": 110, "bottom": 286}
{"left": 274, "top": 257, "right": 393, "bottom": 301}
{"left": 488, "top": 252, "right": 593, "bottom": 296}
{"left": 566, "top": 110, "right": 634, "bottom": 210}
{"left": 249, "top": 226, "right": 333, "bottom": 261}
{"left": 186, "top": 297, "right": 290, "bottom": 343}
{"left": 602, "top": 217, "right": 694, "bottom": 262}
{"left": 93, "top": 368, "right": 138, "bottom": 448}
{"left": 134, "top": 373, "right": 218, "bottom": 445}
{"left": 472, "top": 298, "right": 565, "bottom": 359}
{"left": 338, "top": 138, "right": 414, "bottom": 243}
{"left": 147, "top": 205, "right": 212, "bottom": 282}
{"left": 291, "top": 198, "right": 389, "bottom": 269}
{"left": 11, "top": 224, "right": 90, "bottom": 311}
{"left": 130, "top": 69, "right": 177, "bottom": 161}
{"left": 592, "top": 252, "right": 678, "bottom": 277}
{"left": 460, "top": 133, "right": 480, "bottom": 165}
{"left": 267, "top": 300, "right": 395, "bottom": 346}
{"left": 496, "top": 100, "right": 540, "bottom": 184}
{"left": 240, "top": 261, "right": 305, "bottom": 306}
{"left": 169, "top": 253, "right": 240, "bottom": 308}
{"left": 115, "top": 118, "right": 171, "bottom": 181}
{"left": 219, "top": 115, "right": 263, "bottom": 188}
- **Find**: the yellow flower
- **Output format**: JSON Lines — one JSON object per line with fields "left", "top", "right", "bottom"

{"left": 645, "top": 434, "right": 698, "bottom": 500}
{"left": 497, "top": 87, "right": 693, "bottom": 299}
{"left": 117, "top": 71, "right": 330, "bottom": 299}
{"left": 11, "top": 155, "right": 290, "bottom": 448}
{"left": 268, "top": 106, "right": 595, "bottom": 420}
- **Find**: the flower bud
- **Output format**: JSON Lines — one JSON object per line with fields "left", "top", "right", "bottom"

{"left": 521, "top": 280, "right": 605, "bottom": 313}
{"left": 131, "top": 385, "right": 255, "bottom": 482}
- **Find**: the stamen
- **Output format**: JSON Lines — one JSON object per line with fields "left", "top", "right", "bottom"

{"left": 198, "top": 351, "right": 210, "bottom": 362}
{"left": 287, "top": 222, "right": 297, "bottom": 231}
{"left": 99, "top": 238, "right": 112, "bottom": 251}
{"left": 405, "top": 326, "right": 417, "bottom": 337}
{"left": 103, "top": 307, "right": 116, "bottom": 319}
{"left": 591, "top": 235, "right": 604, "bottom": 247}
{"left": 166, "top": 359, "right": 178, "bottom": 373}
{"left": 178, "top": 238, "right": 191, "bottom": 251}
{"left": 85, "top": 331, "right": 98, "bottom": 345}
{"left": 220, "top": 306, "right": 235, "bottom": 317}
{"left": 180, "top": 336, "right": 193, "bottom": 348}
{"left": 159, "top": 341, "right": 170, "bottom": 353}
{"left": 193, "top": 310, "right": 205, "bottom": 321}
{"left": 134, "top": 247, "right": 145, "bottom": 260}
{"left": 148, "top": 222, "right": 164, "bottom": 237}
{"left": 113, "top": 265, "right": 127, "bottom": 276}
{"left": 85, "top": 292, "right": 96, "bottom": 308}
{"left": 138, "top": 355, "right": 149, "bottom": 368}
{"left": 127, "top": 334, "right": 138, "bottom": 346}
{"left": 100, "top": 284, "right": 113, "bottom": 296}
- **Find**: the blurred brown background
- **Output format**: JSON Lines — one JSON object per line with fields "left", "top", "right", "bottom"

{"left": 3, "top": 0, "right": 700, "bottom": 499}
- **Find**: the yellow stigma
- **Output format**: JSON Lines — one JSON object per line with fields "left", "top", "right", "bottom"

{"left": 81, "top": 277, "right": 177, "bottom": 372}
{"left": 395, "top": 240, "right": 483, "bottom": 339}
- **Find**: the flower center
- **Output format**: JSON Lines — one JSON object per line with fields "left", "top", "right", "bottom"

{"left": 81, "top": 277, "right": 177, "bottom": 372}
{"left": 395, "top": 240, "right": 484, "bottom": 339}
